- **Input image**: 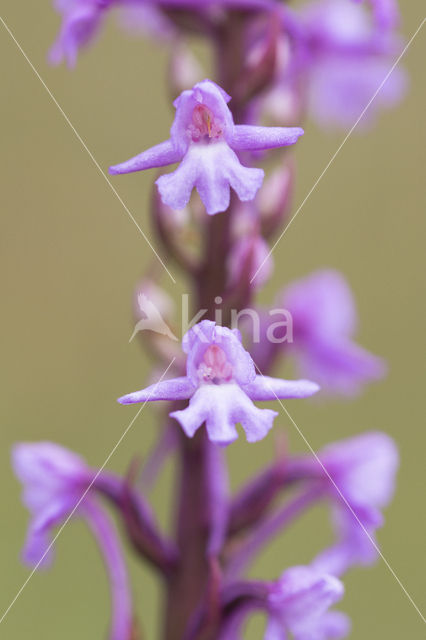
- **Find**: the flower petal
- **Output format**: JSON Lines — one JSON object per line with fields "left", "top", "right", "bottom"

{"left": 296, "top": 340, "right": 386, "bottom": 395}
{"left": 171, "top": 79, "right": 234, "bottom": 154}
{"left": 271, "top": 566, "right": 344, "bottom": 636}
{"left": 282, "top": 270, "right": 387, "bottom": 394}
{"left": 12, "top": 442, "right": 88, "bottom": 512}
{"left": 49, "top": 3, "right": 103, "bottom": 68}
{"left": 243, "top": 375, "right": 320, "bottom": 401}
{"left": 371, "top": 0, "right": 400, "bottom": 29}
{"left": 296, "top": 611, "right": 351, "bottom": 640}
{"left": 156, "top": 145, "right": 202, "bottom": 211}
{"left": 232, "top": 125, "right": 304, "bottom": 151}
{"left": 264, "top": 616, "right": 287, "bottom": 640}
{"left": 283, "top": 270, "right": 358, "bottom": 338}
{"left": 118, "top": 376, "right": 195, "bottom": 405}
{"left": 170, "top": 384, "right": 277, "bottom": 445}
{"left": 313, "top": 504, "right": 382, "bottom": 576}
{"left": 320, "top": 432, "right": 399, "bottom": 508}
{"left": 109, "top": 140, "right": 182, "bottom": 175}
{"left": 170, "top": 385, "right": 238, "bottom": 443}
{"left": 317, "top": 611, "right": 351, "bottom": 640}
{"left": 308, "top": 56, "right": 406, "bottom": 130}
{"left": 22, "top": 499, "right": 73, "bottom": 568}
{"left": 183, "top": 320, "right": 256, "bottom": 387}
{"left": 157, "top": 143, "right": 264, "bottom": 214}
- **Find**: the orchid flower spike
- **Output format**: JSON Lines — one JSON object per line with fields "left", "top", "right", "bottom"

{"left": 118, "top": 320, "right": 319, "bottom": 445}
{"left": 109, "top": 79, "right": 304, "bottom": 215}
{"left": 12, "top": 442, "right": 133, "bottom": 640}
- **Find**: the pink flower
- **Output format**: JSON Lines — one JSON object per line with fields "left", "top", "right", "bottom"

{"left": 118, "top": 320, "right": 319, "bottom": 445}
{"left": 110, "top": 79, "right": 304, "bottom": 215}
{"left": 282, "top": 270, "right": 387, "bottom": 395}
{"left": 313, "top": 432, "right": 399, "bottom": 575}
{"left": 12, "top": 442, "right": 133, "bottom": 640}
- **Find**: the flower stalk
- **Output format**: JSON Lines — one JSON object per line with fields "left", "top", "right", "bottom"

{"left": 11, "top": 1, "right": 406, "bottom": 637}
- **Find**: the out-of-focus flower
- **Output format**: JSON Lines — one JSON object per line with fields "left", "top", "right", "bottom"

{"left": 258, "top": 0, "right": 405, "bottom": 130}
{"left": 265, "top": 566, "right": 349, "bottom": 640}
{"left": 118, "top": 320, "right": 319, "bottom": 445}
{"left": 49, "top": 0, "right": 109, "bottom": 67}
{"left": 50, "top": 0, "right": 183, "bottom": 67}
{"left": 281, "top": 269, "right": 387, "bottom": 395}
{"left": 353, "top": 0, "right": 400, "bottom": 30}
{"left": 49, "top": 0, "right": 282, "bottom": 66}
{"left": 220, "top": 566, "right": 349, "bottom": 640}
{"left": 49, "top": 0, "right": 177, "bottom": 67}
{"left": 110, "top": 79, "right": 303, "bottom": 215}
{"left": 12, "top": 442, "right": 92, "bottom": 566}
{"left": 117, "top": 2, "right": 176, "bottom": 41}
{"left": 300, "top": 0, "right": 406, "bottom": 129}
{"left": 12, "top": 442, "right": 133, "bottom": 640}
{"left": 312, "top": 432, "right": 399, "bottom": 575}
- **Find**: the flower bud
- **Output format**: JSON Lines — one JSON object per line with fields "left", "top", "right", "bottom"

{"left": 227, "top": 233, "right": 273, "bottom": 290}
{"left": 257, "top": 161, "right": 294, "bottom": 237}
{"left": 169, "top": 41, "right": 203, "bottom": 98}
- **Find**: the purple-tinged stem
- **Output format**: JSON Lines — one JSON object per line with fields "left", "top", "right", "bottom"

{"left": 225, "top": 484, "right": 323, "bottom": 579}
{"left": 228, "top": 459, "right": 291, "bottom": 536}
{"left": 163, "top": 15, "right": 277, "bottom": 638}
{"left": 139, "top": 423, "right": 178, "bottom": 490}
{"left": 206, "top": 443, "right": 230, "bottom": 557}
{"left": 84, "top": 499, "right": 133, "bottom": 640}
{"left": 163, "top": 429, "right": 212, "bottom": 640}
{"left": 185, "top": 581, "right": 269, "bottom": 640}
{"left": 163, "top": 192, "right": 242, "bottom": 640}
{"left": 94, "top": 471, "right": 178, "bottom": 575}
{"left": 197, "top": 205, "right": 233, "bottom": 321}
{"left": 228, "top": 456, "right": 319, "bottom": 536}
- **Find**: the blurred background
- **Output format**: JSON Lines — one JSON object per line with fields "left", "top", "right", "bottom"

{"left": 1, "top": 1, "right": 425, "bottom": 638}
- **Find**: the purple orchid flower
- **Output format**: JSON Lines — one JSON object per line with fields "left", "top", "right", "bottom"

{"left": 49, "top": 0, "right": 281, "bottom": 67}
{"left": 300, "top": 0, "right": 406, "bottom": 129}
{"left": 49, "top": 0, "right": 109, "bottom": 67}
{"left": 353, "top": 0, "right": 400, "bottom": 30}
{"left": 312, "top": 431, "right": 399, "bottom": 576}
{"left": 118, "top": 320, "right": 319, "bottom": 445}
{"left": 257, "top": 0, "right": 405, "bottom": 131}
{"left": 109, "top": 79, "right": 304, "bottom": 215}
{"left": 265, "top": 566, "right": 349, "bottom": 640}
{"left": 220, "top": 566, "right": 349, "bottom": 640}
{"left": 281, "top": 269, "right": 387, "bottom": 395}
{"left": 49, "top": 0, "right": 178, "bottom": 67}
{"left": 12, "top": 442, "right": 133, "bottom": 640}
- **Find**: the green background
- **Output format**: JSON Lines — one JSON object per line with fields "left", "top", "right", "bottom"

{"left": 1, "top": 2, "right": 425, "bottom": 638}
